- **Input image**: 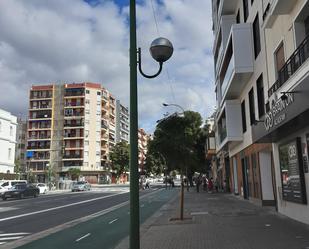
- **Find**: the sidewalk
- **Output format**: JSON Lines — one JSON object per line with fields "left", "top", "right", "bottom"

{"left": 116, "top": 189, "right": 309, "bottom": 249}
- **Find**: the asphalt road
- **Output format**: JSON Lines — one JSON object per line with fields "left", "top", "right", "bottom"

{"left": 15, "top": 187, "right": 178, "bottom": 249}
{"left": 0, "top": 184, "right": 176, "bottom": 248}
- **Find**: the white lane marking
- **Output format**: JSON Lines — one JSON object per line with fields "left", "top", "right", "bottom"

{"left": 0, "top": 242, "right": 6, "bottom": 245}
{"left": 108, "top": 218, "right": 118, "bottom": 224}
{"left": 191, "top": 212, "right": 209, "bottom": 215}
{"left": 0, "top": 192, "right": 128, "bottom": 222}
{"left": 0, "top": 232, "right": 30, "bottom": 236}
{"left": 0, "top": 236, "right": 24, "bottom": 241}
{"left": 265, "top": 224, "right": 271, "bottom": 227}
{"left": 75, "top": 233, "right": 91, "bottom": 242}
{"left": 140, "top": 204, "right": 145, "bottom": 208}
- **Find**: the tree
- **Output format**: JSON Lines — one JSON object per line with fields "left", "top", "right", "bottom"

{"left": 110, "top": 142, "right": 129, "bottom": 180}
{"left": 151, "top": 111, "right": 203, "bottom": 220}
{"left": 68, "top": 168, "right": 81, "bottom": 181}
{"left": 144, "top": 140, "right": 167, "bottom": 176}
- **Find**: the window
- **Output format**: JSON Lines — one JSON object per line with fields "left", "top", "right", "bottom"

{"left": 97, "top": 91, "right": 101, "bottom": 96}
{"left": 241, "top": 100, "right": 247, "bottom": 133}
{"left": 256, "top": 74, "right": 265, "bottom": 118}
{"left": 236, "top": 9, "right": 240, "bottom": 23}
{"left": 10, "top": 126, "right": 13, "bottom": 136}
{"left": 8, "top": 148, "right": 12, "bottom": 160}
{"left": 86, "top": 90, "right": 90, "bottom": 94}
{"left": 275, "top": 42, "right": 285, "bottom": 75}
{"left": 248, "top": 88, "right": 256, "bottom": 125}
{"left": 243, "top": 0, "right": 249, "bottom": 22}
{"left": 251, "top": 0, "right": 254, "bottom": 4}
{"left": 85, "top": 99, "right": 90, "bottom": 104}
{"left": 253, "top": 14, "right": 261, "bottom": 58}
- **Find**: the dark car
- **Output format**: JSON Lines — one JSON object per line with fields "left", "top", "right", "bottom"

{"left": 2, "top": 184, "right": 39, "bottom": 200}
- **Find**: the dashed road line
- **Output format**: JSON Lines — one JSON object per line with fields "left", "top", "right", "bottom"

{"left": 108, "top": 218, "right": 118, "bottom": 224}
{"left": 75, "top": 233, "right": 91, "bottom": 242}
{"left": 0, "top": 232, "right": 30, "bottom": 245}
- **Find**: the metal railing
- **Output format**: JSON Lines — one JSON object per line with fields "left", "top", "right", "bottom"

{"left": 268, "top": 35, "right": 309, "bottom": 97}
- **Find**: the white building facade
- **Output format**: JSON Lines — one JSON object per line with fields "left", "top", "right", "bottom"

{"left": 252, "top": 0, "right": 309, "bottom": 225}
{"left": 0, "top": 109, "right": 17, "bottom": 174}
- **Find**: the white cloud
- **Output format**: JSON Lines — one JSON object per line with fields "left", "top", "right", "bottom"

{"left": 0, "top": 0, "right": 215, "bottom": 133}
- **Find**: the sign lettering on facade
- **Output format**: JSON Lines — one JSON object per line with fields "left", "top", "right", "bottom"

{"left": 264, "top": 93, "right": 294, "bottom": 131}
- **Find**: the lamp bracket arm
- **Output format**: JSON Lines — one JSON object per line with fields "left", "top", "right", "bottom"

{"left": 137, "top": 48, "right": 163, "bottom": 79}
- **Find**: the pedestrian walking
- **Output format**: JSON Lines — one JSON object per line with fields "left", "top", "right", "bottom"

{"left": 203, "top": 177, "right": 208, "bottom": 192}
{"left": 195, "top": 175, "right": 202, "bottom": 193}
{"left": 208, "top": 177, "right": 214, "bottom": 193}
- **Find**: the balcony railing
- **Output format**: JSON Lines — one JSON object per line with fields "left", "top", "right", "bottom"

{"left": 221, "top": 55, "right": 234, "bottom": 98}
{"left": 27, "top": 145, "right": 50, "bottom": 150}
{"left": 64, "top": 89, "right": 85, "bottom": 97}
{"left": 268, "top": 35, "right": 309, "bottom": 97}
{"left": 63, "top": 154, "right": 83, "bottom": 159}
{"left": 28, "top": 135, "right": 51, "bottom": 140}
{"left": 64, "top": 122, "right": 84, "bottom": 127}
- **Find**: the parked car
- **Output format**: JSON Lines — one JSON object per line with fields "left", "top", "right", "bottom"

{"left": 1, "top": 180, "right": 27, "bottom": 191}
{"left": 2, "top": 184, "right": 40, "bottom": 200}
{"left": 71, "top": 181, "right": 91, "bottom": 192}
{"left": 36, "top": 183, "right": 48, "bottom": 194}
{"left": 0, "top": 186, "right": 6, "bottom": 196}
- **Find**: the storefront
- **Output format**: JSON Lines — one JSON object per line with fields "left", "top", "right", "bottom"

{"left": 252, "top": 88, "right": 309, "bottom": 224}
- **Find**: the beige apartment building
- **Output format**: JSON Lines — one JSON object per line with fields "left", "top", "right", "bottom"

{"left": 27, "top": 83, "right": 128, "bottom": 184}
{"left": 212, "top": 0, "right": 309, "bottom": 225}
{"left": 138, "top": 128, "right": 150, "bottom": 173}
{"left": 251, "top": 0, "right": 309, "bottom": 224}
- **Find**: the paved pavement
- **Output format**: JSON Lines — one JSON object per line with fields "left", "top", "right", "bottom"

{"left": 116, "top": 189, "right": 309, "bottom": 249}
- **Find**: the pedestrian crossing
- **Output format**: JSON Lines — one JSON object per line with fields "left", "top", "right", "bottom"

{"left": 0, "top": 232, "right": 30, "bottom": 245}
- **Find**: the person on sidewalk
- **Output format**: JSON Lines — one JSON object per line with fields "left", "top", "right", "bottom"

{"left": 208, "top": 177, "right": 214, "bottom": 193}
{"left": 195, "top": 175, "right": 202, "bottom": 193}
{"left": 203, "top": 176, "right": 208, "bottom": 192}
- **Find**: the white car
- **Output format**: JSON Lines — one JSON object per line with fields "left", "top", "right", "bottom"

{"left": 36, "top": 183, "right": 48, "bottom": 194}
{"left": 0, "top": 186, "right": 6, "bottom": 196}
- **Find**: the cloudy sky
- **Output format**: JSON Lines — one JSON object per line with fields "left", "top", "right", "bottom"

{"left": 0, "top": 0, "right": 215, "bottom": 133}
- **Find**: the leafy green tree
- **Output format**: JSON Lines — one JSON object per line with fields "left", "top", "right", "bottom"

{"left": 68, "top": 168, "right": 81, "bottom": 180}
{"left": 144, "top": 141, "right": 167, "bottom": 176}
{"left": 110, "top": 142, "right": 129, "bottom": 180}
{"left": 153, "top": 111, "right": 202, "bottom": 174}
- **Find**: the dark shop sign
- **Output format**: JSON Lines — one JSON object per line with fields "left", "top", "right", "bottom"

{"left": 264, "top": 93, "right": 294, "bottom": 131}
{"left": 279, "top": 138, "right": 307, "bottom": 204}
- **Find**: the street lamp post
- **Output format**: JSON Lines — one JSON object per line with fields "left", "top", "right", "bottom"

{"left": 162, "top": 103, "right": 185, "bottom": 220}
{"left": 130, "top": 2, "right": 173, "bottom": 249}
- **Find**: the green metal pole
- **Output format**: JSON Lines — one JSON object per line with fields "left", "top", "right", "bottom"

{"left": 129, "top": 1, "right": 140, "bottom": 249}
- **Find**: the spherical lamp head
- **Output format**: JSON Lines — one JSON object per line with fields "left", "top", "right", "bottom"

{"left": 150, "top": 37, "right": 173, "bottom": 63}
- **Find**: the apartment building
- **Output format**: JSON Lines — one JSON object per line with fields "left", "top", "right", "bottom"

{"left": 138, "top": 128, "right": 150, "bottom": 173}
{"left": 212, "top": 0, "right": 275, "bottom": 205}
{"left": 0, "top": 109, "right": 17, "bottom": 174}
{"left": 115, "top": 100, "right": 129, "bottom": 144}
{"left": 251, "top": 0, "right": 309, "bottom": 224}
{"left": 27, "top": 83, "right": 126, "bottom": 184}
{"left": 15, "top": 118, "right": 28, "bottom": 174}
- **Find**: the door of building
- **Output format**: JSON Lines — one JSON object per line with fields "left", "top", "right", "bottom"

{"left": 233, "top": 157, "right": 239, "bottom": 194}
{"left": 242, "top": 157, "right": 249, "bottom": 199}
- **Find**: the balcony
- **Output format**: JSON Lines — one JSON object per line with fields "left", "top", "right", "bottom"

{"left": 219, "top": 23, "right": 254, "bottom": 104}
{"left": 64, "top": 88, "right": 85, "bottom": 97}
{"left": 63, "top": 154, "right": 83, "bottom": 160}
{"left": 64, "top": 120, "right": 84, "bottom": 128}
{"left": 214, "top": 15, "right": 236, "bottom": 76}
{"left": 218, "top": 0, "right": 238, "bottom": 19}
{"left": 63, "top": 161, "right": 83, "bottom": 167}
{"left": 268, "top": 35, "right": 309, "bottom": 97}
{"left": 263, "top": 0, "right": 295, "bottom": 28}
{"left": 28, "top": 134, "right": 51, "bottom": 141}
{"left": 216, "top": 100, "right": 243, "bottom": 151}
{"left": 30, "top": 91, "right": 52, "bottom": 100}
{"left": 206, "top": 135, "right": 216, "bottom": 160}
{"left": 29, "top": 112, "right": 52, "bottom": 120}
